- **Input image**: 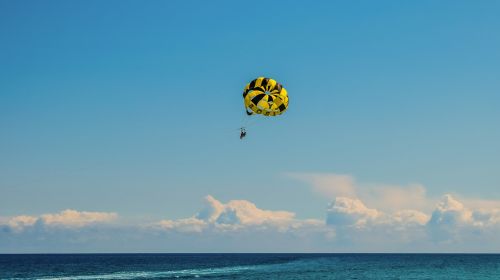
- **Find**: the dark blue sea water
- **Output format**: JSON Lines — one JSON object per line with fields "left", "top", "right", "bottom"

{"left": 1, "top": 254, "right": 500, "bottom": 279}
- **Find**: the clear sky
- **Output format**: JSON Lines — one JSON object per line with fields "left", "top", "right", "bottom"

{"left": 1, "top": 1, "right": 500, "bottom": 252}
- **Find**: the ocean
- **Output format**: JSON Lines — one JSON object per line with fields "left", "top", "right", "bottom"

{"left": 1, "top": 254, "right": 499, "bottom": 279}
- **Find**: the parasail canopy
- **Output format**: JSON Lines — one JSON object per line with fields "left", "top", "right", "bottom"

{"left": 243, "top": 77, "right": 288, "bottom": 117}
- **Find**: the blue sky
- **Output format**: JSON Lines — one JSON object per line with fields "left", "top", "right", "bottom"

{"left": 1, "top": 1, "right": 500, "bottom": 252}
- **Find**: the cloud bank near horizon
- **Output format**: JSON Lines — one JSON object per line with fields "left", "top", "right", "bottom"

{"left": 1, "top": 209, "right": 118, "bottom": 232}
{"left": 2, "top": 174, "right": 500, "bottom": 252}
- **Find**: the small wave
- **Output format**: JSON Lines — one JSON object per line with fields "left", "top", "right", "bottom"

{"left": 5, "top": 265, "right": 258, "bottom": 280}
{"left": 3, "top": 256, "right": 329, "bottom": 280}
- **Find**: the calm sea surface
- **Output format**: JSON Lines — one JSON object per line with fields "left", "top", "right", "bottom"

{"left": 1, "top": 254, "right": 499, "bottom": 279}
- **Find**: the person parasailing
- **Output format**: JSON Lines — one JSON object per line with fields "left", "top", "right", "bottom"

{"left": 240, "top": 77, "right": 289, "bottom": 139}
{"left": 240, "top": 128, "right": 247, "bottom": 140}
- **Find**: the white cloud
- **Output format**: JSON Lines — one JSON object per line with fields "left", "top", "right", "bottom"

{"left": 3, "top": 180, "right": 500, "bottom": 253}
{"left": 157, "top": 196, "right": 303, "bottom": 233}
{"left": 326, "top": 197, "right": 379, "bottom": 227}
{"left": 325, "top": 197, "right": 429, "bottom": 231}
{"left": 462, "top": 198, "right": 500, "bottom": 211}
{"left": 429, "top": 194, "right": 473, "bottom": 226}
{"left": 195, "top": 195, "right": 224, "bottom": 223}
{"left": 1, "top": 209, "right": 117, "bottom": 231}
{"left": 215, "top": 198, "right": 294, "bottom": 225}
{"left": 158, "top": 217, "right": 207, "bottom": 233}
{"left": 5, "top": 215, "right": 38, "bottom": 232}
{"left": 472, "top": 209, "right": 500, "bottom": 227}
{"left": 153, "top": 193, "right": 500, "bottom": 252}
{"left": 288, "top": 172, "right": 435, "bottom": 212}
{"left": 321, "top": 194, "right": 500, "bottom": 251}
{"left": 426, "top": 195, "right": 475, "bottom": 243}
{"left": 41, "top": 209, "right": 118, "bottom": 228}
{"left": 360, "top": 184, "right": 433, "bottom": 213}
{"left": 392, "top": 210, "right": 429, "bottom": 226}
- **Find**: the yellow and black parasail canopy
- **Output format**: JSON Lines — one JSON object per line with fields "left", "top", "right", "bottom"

{"left": 243, "top": 77, "right": 288, "bottom": 116}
